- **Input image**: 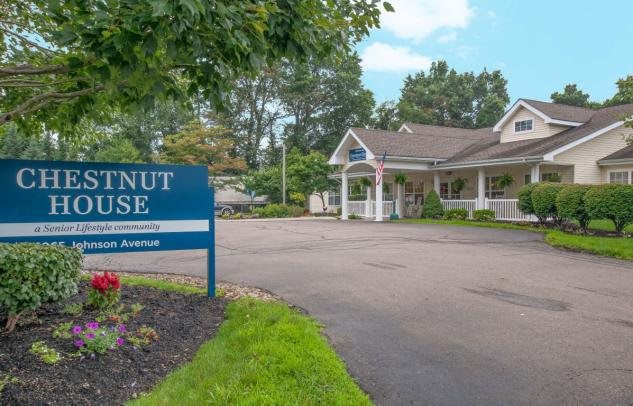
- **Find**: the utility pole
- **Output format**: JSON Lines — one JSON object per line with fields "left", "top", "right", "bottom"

{"left": 282, "top": 144, "right": 286, "bottom": 205}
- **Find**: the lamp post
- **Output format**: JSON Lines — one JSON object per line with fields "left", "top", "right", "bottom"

{"left": 282, "top": 143, "right": 286, "bottom": 205}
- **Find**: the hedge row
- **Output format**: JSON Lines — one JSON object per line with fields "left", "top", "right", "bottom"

{"left": 252, "top": 204, "right": 305, "bottom": 218}
{"left": 518, "top": 183, "right": 633, "bottom": 233}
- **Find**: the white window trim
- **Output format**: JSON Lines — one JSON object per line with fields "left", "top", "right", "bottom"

{"left": 607, "top": 170, "right": 631, "bottom": 184}
{"left": 485, "top": 175, "right": 505, "bottom": 199}
{"left": 513, "top": 118, "right": 534, "bottom": 134}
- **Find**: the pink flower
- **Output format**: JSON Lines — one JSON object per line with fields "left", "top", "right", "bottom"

{"left": 116, "top": 337, "right": 124, "bottom": 346}
{"left": 74, "top": 339, "right": 85, "bottom": 348}
{"left": 86, "top": 322, "right": 99, "bottom": 330}
{"left": 85, "top": 333, "right": 95, "bottom": 340}
{"left": 118, "top": 325, "right": 127, "bottom": 333}
{"left": 71, "top": 325, "right": 82, "bottom": 335}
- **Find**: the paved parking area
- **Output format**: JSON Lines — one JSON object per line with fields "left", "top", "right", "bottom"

{"left": 86, "top": 219, "right": 633, "bottom": 405}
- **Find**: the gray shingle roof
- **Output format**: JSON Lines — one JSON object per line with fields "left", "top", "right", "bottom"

{"left": 402, "top": 123, "right": 494, "bottom": 140}
{"left": 350, "top": 126, "right": 494, "bottom": 159}
{"left": 599, "top": 143, "right": 633, "bottom": 162}
{"left": 521, "top": 99, "right": 595, "bottom": 123}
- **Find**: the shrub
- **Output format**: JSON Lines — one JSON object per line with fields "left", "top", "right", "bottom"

{"left": 252, "top": 204, "right": 304, "bottom": 218}
{"left": 517, "top": 182, "right": 538, "bottom": 215}
{"left": 444, "top": 208, "right": 468, "bottom": 220}
{"left": 585, "top": 184, "right": 633, "bottom": 234}
{"left": 531, "top": 182, "right": 566, "bottom": 223}
{"left": 0, "top": 243, "right": 82, "bottom": 332}
{"left": 87, "top": 272, "right": 121, "bottom": 310}
{"left": 421, "top": 190, "right": 444, "bottom": 219}
{"left": 473, "top": 209, "right": 496, "bottom": 222}
{"left": 556, "top": 185, "right": 591, "bottom": 232}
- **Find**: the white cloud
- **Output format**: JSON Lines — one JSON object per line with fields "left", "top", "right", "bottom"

{"left": 380, "top": 0, "right": 474, "bottom": 42}
{"left": 360, "top": 42, "right": 432, "bottom": 73}
{"left": 437, "top": 32, "right": 457, "bottom": 43}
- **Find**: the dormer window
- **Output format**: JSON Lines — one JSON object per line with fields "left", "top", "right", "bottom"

{"left": 514, "top": 119, "right": 533, "bottom": 133}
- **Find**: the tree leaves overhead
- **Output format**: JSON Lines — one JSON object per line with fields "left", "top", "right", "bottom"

{"left": 396, "top": 60, "right": 510, "bottom": 129}
{"left": 550, "top": 84, "right": 592, "bottom": 107}
{"left": 0, "top": 0, "right": 384, "bottom": 132}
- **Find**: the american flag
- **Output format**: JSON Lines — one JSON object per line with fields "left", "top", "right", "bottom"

{"left": 376, "top": 152, "right": 386, "bottom": 186}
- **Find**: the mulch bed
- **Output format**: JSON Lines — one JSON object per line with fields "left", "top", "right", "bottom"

{"left": 0, "top": 281, "right": 227, "bottom": 405}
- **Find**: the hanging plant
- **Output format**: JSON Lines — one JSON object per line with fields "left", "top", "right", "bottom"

{"left": 452, "top": 177, "right": 467, "bottom": 192}
{"left": 382, "top": 183, "right": 390, "bottom": 194}
{"left": 359, "top": 177, "right": 372, "bottom": 188}
{"left": 394, "top": 172, "right": 408, "bottom": 185}
{"left": 495, "top": 173, "right": 515, "bottom": 189}
{"left": 350, "top": 182, "right": 362, "bottom": 196}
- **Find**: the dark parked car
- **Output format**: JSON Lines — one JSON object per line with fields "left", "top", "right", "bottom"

{"left": 214, "top": 203, "right": 234, "bottom": 217}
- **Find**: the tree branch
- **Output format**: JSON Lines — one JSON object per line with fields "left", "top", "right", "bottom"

{"left": 0, "top": 64, "right": 70, "bottom": 78}
{"left": 0, "top": 26, "right": 57, "bottom": 55}
{"left": 0, "top": 85, "right": 105, "bottom": 124}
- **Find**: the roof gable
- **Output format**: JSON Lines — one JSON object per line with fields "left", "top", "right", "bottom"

{"left": 492, "top": 99, "right": 592, "bottom": 132}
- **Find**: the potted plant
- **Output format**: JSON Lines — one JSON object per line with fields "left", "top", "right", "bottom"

{"left": 495, "top": 173, "right": 515, "bottom": 189}
{"left": 452, "top": 177, "right": 467, "bottom": 193}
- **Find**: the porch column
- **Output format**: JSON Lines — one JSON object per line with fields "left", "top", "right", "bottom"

{"left": 477, "top": 168, "right": 486, "bottom": 210}
{"left": 375, "top": 174, "right": 383, "bottom": 221}
{"left": 341, "top": 172, "right": 349, "bottom": 220}
{"left": 396, "top": 183, "right": 403, "bottom": 218}
{"left": 530, "top": 164, "right": 541, "bottom": 184}
{"left": 365, "top": 185, "right": 372, "bottom": 218}
{"left": 433, "top": 172, "right": 440, "bottom": 194}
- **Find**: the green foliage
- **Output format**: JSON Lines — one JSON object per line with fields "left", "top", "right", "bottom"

{"left": 556, "top": 185, "right": 591, "bottom": 232}
{"left": 29, "top": 341, "right": 62, "bottom": 364}
{"left": 585, "top": 184, "right": 633, "bottom": 234}
{"left": 242, "top": 167, "right": 283, "bottom": 203}
{"left": 444, "top": 208, "right": 468, "bottom": 220}
{"left": 94, "top": 138, "right": 142, "bottom": 163}
{"left": 129, "top": 299, "right": 371, "bottom": 406}
{"left": 531, "top": 183, "right": 566, "bottom": 223}
{"left": 372, "top": 100, "right": 400, "bottom": 130}
{"left": 0, "top": 243, "right": 82, "bottom": 332}
{"left": 75, "top": 323, "right": 124, "bottom": 354}
{"left": 603, "top": 75, "right": 633, "bottom": 107}
{"left": 289, "top": 192, "right": 306, "bottom": 206}
{"left": 518, "top": 182, "right": 539, "bottom": 215}
{"left": 397, "top": 61, "right": 509, "bottom": 128}
{"left": 252, "top": 204, "right": 304, "bottom": 218}
{"left": 359, "top": 177, "right": 372, "bottom": 188}
{"left": 286, "top": 149, "right": 335, "bottom": 205}
{"left": 495, "top": 173, "right": 515, "bottom": 189}
{"left": 348, "top": 213, "right": 362, "bottom": 220}
{"left": 421, "top": 190, "right": 444, "bottom": 219}
{"left": 394, "top": 173, "right": 408, "bottom": 185}
{"left": 451, "top": 177, "right": 467, "bottom": 192}
{"left": 61, "top": 303, "right": 84, "bottom": 316}
{"left": 545, "top": 231, "right": 633, "bottom": 260}
{"left": 550, "top": 84, "right": 592, "bottom": 107}
{"left": 473, "top": 209, "right": 496, "bottom": 222}
{"left": 52, "top": 322, "right": 74, "bottom": 339}
{"left": 0, "top": 374, "right": 19, "bottom": 394}
{"left": 1, "top": 0, "right": 383, "bottom": 132}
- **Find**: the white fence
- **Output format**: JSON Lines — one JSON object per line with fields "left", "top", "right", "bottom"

{"left": 347, "top": 201, "right": 366, "bottom": 216}
{"left": 485, "top": 198, "right": 534, "bottom": 221}
{"left": 441, "top": 199, "right": 477, "bottom": 218}
{"left": 371, "top": 201, "right": 394, "bottom": 217}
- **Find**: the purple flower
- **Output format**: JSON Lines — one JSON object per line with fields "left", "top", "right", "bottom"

{"left": 74, "top": 339, "right": 85, "bottom": 348}
{"left": 85, "top": 333, "right": 95, "bottom": 340}
{"left": 86, "top": 322, "right": 99, "bottom": 330}
{"left": 118, "top": 325, "right": 127, "bottom": 333}
{"left": 71, "top": 325, "right": 82, "bottom": 335}
{"left": 116, "top": 337, "right": 124, "bottom": 346}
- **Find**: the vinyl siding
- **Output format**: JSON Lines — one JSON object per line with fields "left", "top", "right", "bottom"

{"left": 553, "top": 126, "right": 632, "bottom": 184}
{"left": 601, "top": 165, "right": 633, "bottom": 184}
{"left": 499, "top": 108, "right": 570, "bottom": 143}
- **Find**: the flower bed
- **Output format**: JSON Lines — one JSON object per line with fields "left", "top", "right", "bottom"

{"left": 0, "top": 280, "right": 226, "bottom": 404}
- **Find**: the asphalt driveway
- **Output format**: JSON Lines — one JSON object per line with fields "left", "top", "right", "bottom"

{"left": 86, "top": 219, "right": 633, "bottom": 405}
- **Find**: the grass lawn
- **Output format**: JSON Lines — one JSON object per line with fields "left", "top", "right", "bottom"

{"left": 586, "top": 219, "right": 633, "bottom": 234}
{"left": 396, "top": 218, "right": 633, "bottom": 260}
{"left": 130, "top": 298, "right": 371, "bottom": 406}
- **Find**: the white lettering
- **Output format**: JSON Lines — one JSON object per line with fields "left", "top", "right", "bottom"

{"left": 49, "top": 195, "right": 70, "bottom": 215}
{"left": 39, "top": 169, "right": 61, "bottom": 189}
{"left": 16, "top": 168, "right": 35, "bottom": 189}
{"left": 133, "top": 196, "right": 149, "bottom": 214}
{"left": 73, "top": 195, "right": 93, "bottom": 215}
{"left": 64, "top": 170, "right": 81, "bottom": 189}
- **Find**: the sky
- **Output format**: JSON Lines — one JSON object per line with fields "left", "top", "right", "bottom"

{"left": 358, "top": 0, "right": 633, "bottom": 105}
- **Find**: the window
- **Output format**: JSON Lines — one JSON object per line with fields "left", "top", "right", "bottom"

{"left": 328, "top": 188, "right": 341, "bottom": 206}
{"left": 609, "top": 171, "right": 630, "bottom": 184}
{"left": 514, "top": 119, "right": 533, "bottom": 133}
{"left": 485, "top": 176, "right": 505, "bottom": 199}
{"left": 524, "top": 174, "right": 531, "bottom": 185}
{"left": 404, "top": 181, "right": 424, "bottom": 206}
{"left": 440, "top": 182, "right": 461, "bottom": 200}
{"left": 541, "top": 173, "right": 561, "bottom": 182}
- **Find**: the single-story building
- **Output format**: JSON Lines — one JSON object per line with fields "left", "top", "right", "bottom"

{"left": 310, "top": 99, "right": 633, "bottom": 221}
{"left": 211, "top": 176, "right": 268, "bottom": 212}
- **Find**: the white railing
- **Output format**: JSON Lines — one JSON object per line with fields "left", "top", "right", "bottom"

{"left": 371, "top": 201, "right": 395, "bottom": 217}
{"left": 441, "top": 199, "right": 477, "bottom": 218}
{"left": 485, "top": 198, "right": 534, "bottom": 221}
{"left": 347, "top": 201, "right": 366, "bottom": 216}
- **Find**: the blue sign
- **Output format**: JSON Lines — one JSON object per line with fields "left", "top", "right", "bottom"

{"left": 349, "top": 148, "right": 366, "bottom": 162}
{"left": 0, "top": 159, "right": 216, "bottom": 297}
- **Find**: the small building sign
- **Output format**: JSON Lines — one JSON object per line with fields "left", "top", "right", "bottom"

{"left": 349, "top": 148, "right": 366, "bottom": 162}
{"left": 0, "top": 159, "right": 216, "bottom": 296}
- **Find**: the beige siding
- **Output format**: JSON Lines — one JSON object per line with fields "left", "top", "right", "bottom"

{"left": 554, "top": 126, "right": 632, "bottom": 184}
{"left": 499, "top": 107, "right": 571, "bottom": 143}
{"left": 601, "top": 165, "right": 633, "bottom": 184}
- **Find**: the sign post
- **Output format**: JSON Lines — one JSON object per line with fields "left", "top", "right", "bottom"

{"left": 0, "top": 159, "right": 216, "bottom": 297}
{"left": 208, "top": 186, "right": 215, "bottom": 298}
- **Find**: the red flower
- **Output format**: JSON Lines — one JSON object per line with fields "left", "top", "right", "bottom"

{"left": 105, "top": 272, "right": 120, "bottom": 290}
{"left": 90, "top": 274, "right": 109, "bottom": 293}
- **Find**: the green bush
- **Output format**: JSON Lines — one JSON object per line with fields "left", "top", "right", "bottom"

{"left": 421, "top": 190, "right": 444, "bottom": 219}
{"left": 473, "top": 209, "right": 496, "bottom": 222}
{"left": 531, "top": 182, "right": 565, "bottom": 223}
{"left": 0, "top": 243, "right": 82, "bottom": 332}
{"left": 517, "top": 182, "right": 538, "bottom": 215}
{"left": 252, "top": 204, "right": 304, "bottom": 218}
{"left": 585, "top": 184, "right": 633, "bottom": 234}
{"left": 444, "top": 208, "right": 468, "bottom": 220}
{"left": 556, "top": 184, "right": 591, "bottom": 232}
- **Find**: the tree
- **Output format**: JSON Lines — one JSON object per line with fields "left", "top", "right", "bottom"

{"left": 94, "top": 138, "right": 143, "bottom": 163}
{"left": 373, "top": 100, "right": 400, "bottom": 130}
{"left": 1, "top": 1, "right": 385, "bottom": 131}
{"left": 242, "top": 166, "right": 283, "bottom": 204}
{"left": 160, "top": 122, "right": 246, "bottom": 175}
{"left": 550, "top": 84, "right": 591, "bottom": 107}
{"left": 604, "top": 75, "right": 633, "bottom": 107}
{"left": 286, "top": 149, "right": 335, "bottom": 211}
{"left": 396, "top": 61, "right": 509, "bottom": 129}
